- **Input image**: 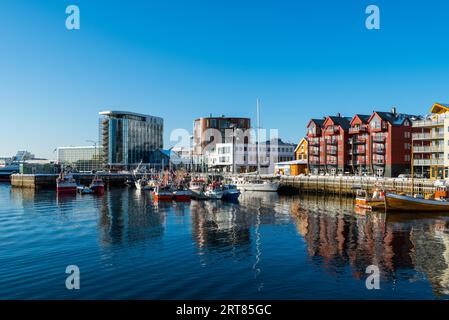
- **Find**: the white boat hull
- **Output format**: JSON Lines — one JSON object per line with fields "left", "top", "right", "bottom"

{"left": 236, "top": 181, "right": 280, "bottom": 192}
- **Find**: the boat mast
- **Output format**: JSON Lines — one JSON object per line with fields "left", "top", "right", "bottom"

{"left": 256, "top": 98, "right": 261, "bottom": 176}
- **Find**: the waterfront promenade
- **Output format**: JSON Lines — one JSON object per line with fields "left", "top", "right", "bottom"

{"left": 281, "top": 175, "right": 437, "bottom": 196}
{"left": 10, "top": 172, "right": 439, "bottom": 197}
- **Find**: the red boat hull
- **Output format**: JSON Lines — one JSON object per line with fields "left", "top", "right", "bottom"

{"left": 154, "top": 194, "right": 173, "bottom": 201}
{"left": 90, "top": 185, "right": 105, "bottom": 195}
{"left": 174, "top": 195, "right": 191, "bottom": 202}
{"left": 57, "top": 186, "right": 77, "bottom": 195}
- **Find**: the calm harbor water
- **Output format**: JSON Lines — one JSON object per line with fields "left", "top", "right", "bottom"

{"left": 1, "top": 182, "right": 449, "bottom": 300}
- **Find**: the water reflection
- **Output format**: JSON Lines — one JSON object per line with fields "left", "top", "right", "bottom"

{"left": 290, "top": 194, "right": 449, "bottom": 297}
{"left": 5, "top": 184, "right": 449, "bottom": 299}
{"left": 98, "top": 188, "right": 165, "bottom": 246}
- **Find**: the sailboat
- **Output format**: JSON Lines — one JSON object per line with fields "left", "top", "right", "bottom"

{"left": 234, "top": 99, "right": 280, "bottom": 192}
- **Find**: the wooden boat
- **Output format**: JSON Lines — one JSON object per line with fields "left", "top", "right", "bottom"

{"left": 385, "top": 187, "right": 449, "bottom": 212}
{"left": 355, "top": 188, "right": 384, "bottom": 210}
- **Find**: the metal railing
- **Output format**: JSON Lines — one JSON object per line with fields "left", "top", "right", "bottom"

{"left": 412, "top": 146, "right": 444, "bottom": 153}
{"left": 413, "top": 159, "right": 444, "bottom": 165}
{"left": 412, "top": 133, "right": 444, "bottom": 140}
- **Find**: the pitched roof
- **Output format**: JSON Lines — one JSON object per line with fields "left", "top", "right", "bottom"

{"left": 373, "top": 111, "right": 415, "bottom": 125}
{"left": 308, "top": 118, "right": 325, "bottom": 128}
{"left": 326, "top": 116, "right": 351, "bottom": 130}
{"left": 430, "top": 103, "right": 449, "bottom": 114}
{"left": 354, "top": 114, "right": 370, "bottom": 123}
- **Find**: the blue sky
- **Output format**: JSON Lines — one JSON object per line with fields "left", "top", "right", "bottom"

{"left": 1, "top": 0, "right": 449, "bottom": 158}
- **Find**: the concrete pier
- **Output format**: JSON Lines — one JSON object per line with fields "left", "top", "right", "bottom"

{"left": 280, "top": 175, "right": 437, "bottom": 196}
{"left": 10, "top": 173, "right": 142, "bottom": 189}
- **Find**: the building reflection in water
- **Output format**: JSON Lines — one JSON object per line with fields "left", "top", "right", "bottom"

{"left": 290, "top": 194, "right": 449, "bottom": 297}
{"left": 98, "top": 188, "right": 165, "bottom": 247}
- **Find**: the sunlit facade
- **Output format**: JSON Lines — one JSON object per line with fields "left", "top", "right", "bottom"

{"left": 57, "top": 146, "right": 103, "bottom": 172}
{"left": 99, "top": 111, "right": 163, "bottom": 169}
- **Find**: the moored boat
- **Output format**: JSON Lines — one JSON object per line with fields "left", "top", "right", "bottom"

{"left": 189, "top": 178, "right": 207, "bottom": 199}
{"left": 233, "top": 177, "right": 280, "bottom": 192}
{"left": 153, "top": 185, "right": 173, "bottom": 201}
{"left": 222, "top": 184, "right": 241, "bottom": 201}
{"left": 205, "top": 182, "right": 224, "bottom": 200}
{"left": 56, "top": 172, "right": 77, "bottom": 195}
{"left": 385, "top": 186, "right": 449, "bottom": 212}
{"left": 173, "top": 189, "right": 191, "bottom": 202}
{"left": 89, "top": 174, "right": 105, "bottom": 195}
{"left": 355, "top": 188, "right": 385, "bottom": 210}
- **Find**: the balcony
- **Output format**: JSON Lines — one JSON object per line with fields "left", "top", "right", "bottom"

{"left": 326, "top": 139, "right": 338, "bottom": 145}
{"left": 412, "top": 133, "right": 444, "bottom": 140}
{"left": 413, "top": 159, "right": 444, "bottom": 166}
{"left": 327, "top": 148, "right": 337, "bottom": 155}
{"left": 412, "top": 118, "right": 444, "bottom": 128}
{"left": 309, "top": 140, "right": 320, "bottom": 147}
{"left": 354, "top": 149, "right": 366, "bottom": 155}
{"left": 412, "top": 146, "right": 444, "bottom": 153}
{"left": 325, "top": 127, "right": 339, "bottom": 135}
{"left": 349, "top": 138, "right": 366, "bottom": 145}
{"left": 307, "top": 128, "right": 322, "bottom": 137}
{"left": 349, "top": 125, "right": 368, "bottom": 134}
{"left": 373, "top": 148, "right": 385, "bottom": 154}
{"left": 372, "top": 136, "right": 386, "bottom": 143}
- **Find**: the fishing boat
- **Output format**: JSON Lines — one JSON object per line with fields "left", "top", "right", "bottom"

{"left": 205, "top": 181, "right": 224, "bottom": 200}
{"left": 153, "top": 185, "right": 173, "bottom": 201}
{"left": 355, "top": 188, "right": 385, "bottom": 210}
{"left": 173, "top": 188, "right": 191, "bottom": 202}
{"left": 56, "top": 171, "right": 77, "bottom": 195}
{"left": 89, "top": 174, "right": 105, "bottom": 195}
{"left": 385, "top": 186, "right": 449, "bottom": 212}
{"left": 189, "top": 178, "right": 207, "bottom": 199}
{"left": 222, "top": 184, "right": 241, "bottom": 201}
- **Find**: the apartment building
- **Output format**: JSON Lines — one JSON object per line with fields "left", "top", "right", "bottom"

{"left": 307, "top": 108, "right": 415, "bottom": 177}
{"left": 412, "top": 103, "right": 449, "bottom": 179}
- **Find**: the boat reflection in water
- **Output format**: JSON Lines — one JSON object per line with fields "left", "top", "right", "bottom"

{"left": 290, "top": 194, "right": 449, "bottom": 297}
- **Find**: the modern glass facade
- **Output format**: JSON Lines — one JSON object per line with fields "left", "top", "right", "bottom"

{"left": 57, "top": 146, "right": 103, "bottom": 172}
{"left": 99, "top": 111, "right": 163, "bottom": 169}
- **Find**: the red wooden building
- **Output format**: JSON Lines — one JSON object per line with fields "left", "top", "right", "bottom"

{"left": 307, "top": 108, "right": 415, "bottom": 177}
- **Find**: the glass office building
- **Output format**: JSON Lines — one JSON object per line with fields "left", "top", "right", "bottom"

{"left": 99, "top": 111, "right": 163, "bottom": 169}
{"left": 57, "top": 146, "right": 103, "bottom": 172}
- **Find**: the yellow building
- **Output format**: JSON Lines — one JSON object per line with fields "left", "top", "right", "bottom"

{"left": 295, "top": 138, "right": 308, "bottom": 162}
{"left": 274, "top": 138, "right": 308, "bottom": 176}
